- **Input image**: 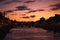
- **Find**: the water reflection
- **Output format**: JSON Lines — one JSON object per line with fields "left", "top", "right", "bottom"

{"left": 4, "top": 28, "right": 54, "bottom": 40}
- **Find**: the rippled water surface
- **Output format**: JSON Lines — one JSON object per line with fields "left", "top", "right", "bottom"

{"left": 4, "top": 28, "right": 60, "bottom": 40}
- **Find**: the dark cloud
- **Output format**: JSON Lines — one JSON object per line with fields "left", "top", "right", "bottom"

{"left": 24, "top": 0, "right": 42, "bottom": 3}
{"left": 3, "top": 10, "right": 13, "bottom": 15}
{"left": 6, "top": 10, "right": 13, "bottom": 13}
{"left": 50, "top": 3, "right": 60, "bottom": 11}
{"left": 12, "top": 0, "right": 21, "bottom": 2}
{"left": 20, "top": 15, "right": 35, "bottom": 18}
{"left": 0, "top": 0, "right": 5, "bottom": 2}
{"left": 4, "top": 1, "right": 13, "bottom": 4}
{"left": 30, "top": 15, "right": 35, "bottom": 18}
{"left": 21, "top": 16, "right": 29, "bottom": 18}
{"left": 3, "top": 0, "right": 21, "bottom": 4}
{"left": 28, "top": 10, "right": 37, "bottom": 13}
{"left": 16, "top": 5, "right": 30, "bottom": 10}
{"left": 21, "top": 14, "right": 26, "bottom": 16}
{"left": 27, "top": 9, "right": 45, "bottom": 13}
{"left": 24, "top": 0, "right": 35, "bottom": 3}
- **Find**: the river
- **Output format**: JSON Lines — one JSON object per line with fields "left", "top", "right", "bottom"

{"left": 4, "top": 28, "right": 60, "bottom": 40}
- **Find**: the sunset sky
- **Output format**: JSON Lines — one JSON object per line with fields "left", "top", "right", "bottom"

{"left": 0, "top": 0, "right": 60, "bottom": 22}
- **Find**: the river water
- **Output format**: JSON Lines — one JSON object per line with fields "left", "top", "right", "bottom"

{"left": 4, "top": 28, "right": 60, "bottom": 40}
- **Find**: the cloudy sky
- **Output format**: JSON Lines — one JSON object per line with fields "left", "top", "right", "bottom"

{"left": 0, "top": 0, "right": 60, "bottom": 22}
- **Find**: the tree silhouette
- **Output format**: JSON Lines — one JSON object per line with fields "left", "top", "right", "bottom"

{"left": 35, "top": 14, "right": 60, "bottom": 33}
{"left": 40, "top": 17, "right": 45, "bottom": 23}
{"left": 0, "top": 12, "right": 16, "bottom": 40}
{"left": 0, "top": 12, "right": 4, "bottom": 20}
{"left": 46, "top": 14, "right": 60, "bottom": 24}
{"left": 45, "top": 14, "right": 60, "bottom": 33}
